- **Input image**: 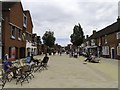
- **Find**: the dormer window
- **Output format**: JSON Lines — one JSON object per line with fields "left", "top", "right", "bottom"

{"left": 23, "top": 13, "right": 27, "bottom": 28}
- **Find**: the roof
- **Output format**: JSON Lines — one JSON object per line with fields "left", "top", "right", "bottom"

{"left": 2, "top": 2, "right": 24, "bottom": 12}
{"left": 2, "top": 2, "right": 17, "bottom": 10}
{"left": 85, "top": 20, "right": 119, "bottom": 41}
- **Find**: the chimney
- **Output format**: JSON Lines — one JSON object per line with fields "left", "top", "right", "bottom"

{"left": 93, "top": 30, "right": 96, "bottom": 34}
{"left": 86, "top": 35, "right": 89, "bottom": 39}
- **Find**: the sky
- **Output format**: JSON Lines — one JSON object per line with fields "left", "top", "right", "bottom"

{"left": 20, "top": 0, "right": 119, "bottom": 46}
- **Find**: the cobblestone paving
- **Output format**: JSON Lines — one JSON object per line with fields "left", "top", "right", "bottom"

{"left": 4, "top": 54, "right": 118, "bottom": 88}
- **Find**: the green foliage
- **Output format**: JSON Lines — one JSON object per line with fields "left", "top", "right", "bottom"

{"left": 42, "top": 31, "right": 56, "bottom": 47}
{"left": 70, "top": 23, "right": 84, "bottom": 46}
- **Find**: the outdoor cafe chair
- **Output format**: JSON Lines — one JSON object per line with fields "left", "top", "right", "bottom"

{"left": 16, "top": 65, "right": 30, "bottom": 86}
{"left": 34, "top": 58, "right": 49, "bottom": 72}
{"left": 0, "top": 69, "right": 6, "bottom": 90}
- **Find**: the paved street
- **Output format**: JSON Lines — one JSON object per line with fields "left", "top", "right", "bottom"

{"left": 4, "top": 54, "right": 118, "bottom": 88}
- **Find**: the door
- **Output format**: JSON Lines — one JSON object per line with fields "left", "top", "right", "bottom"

{"left": 111, "top": 48, "right": 115, "bottom": 59}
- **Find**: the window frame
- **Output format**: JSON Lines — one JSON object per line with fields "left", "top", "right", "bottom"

{"left": 116, "top": 32, "right": 120, "bottom": 39}
{"left": 18, "top": 29, "right": 21, "bottom": 41}
{"left": 11, "top": 25, "right": 16, "bottom": 39}
{"left": 117, "top": 43, "right": 120, "bottom": 55}
{"left": 23, "top": 13, "right": 27, "bottom": 28}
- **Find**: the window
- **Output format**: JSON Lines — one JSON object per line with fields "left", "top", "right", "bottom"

{"left": 26, "top": 33, "right": 28, "bottom": 41}
{"left": 0, "top": 22, "right": 1, "bottom": 33}
{"left": 91, "top": 39, "right": 95, "bottom": 46}
{"left": 11, "top": 26, "right": 16, "bottom": 39}
{"left": 102, "top": 46, "right": 109, "bottom": 55}
{"left": 116, "top": 32, "right": 120, "bottom": 39}
{"left": 0, "top": 26, "right": 1, "bottom": 34}
{"left": 0, "top": 22, "right": 1, "bottom": 27}
{"left": 117, "top": 43, "right": 120, "bottom": 55}
{"left": 18, "top": 29, "right": 21, "bottom": 40}
{"left": 105, "top": 35, "right": 107, "bottom": 44}
{"left": 23, "top": 14, "right": 27, "bottom": 28}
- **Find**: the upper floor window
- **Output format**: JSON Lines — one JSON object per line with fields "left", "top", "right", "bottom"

{"left": 18, "top": 29, "right": 21, "bottom": 40}
{"left": 0, "top": 22, "right": 1, "bottom": 34}
{"left": 11, "top": 26, "right": 16, "bottom": 39}
{"left": 0, "top": 22, "right": 1, "bottom": 27}
{"left": 99, "top": 38, "right": 101, "bottom": 46}
{"left": 23, "top": 14, "right": 27, "bottom": 28}
{"left": 116, "top": 32, "right": 120, "bottom": 39}
{"left": 91, "top": 39, "right": 95, "bottom": 46}
{"left": 117, "top": 43, "right": 120, "bottom": 55}
{"left": 105, "top": 35, "right": 107, "bottom": 44}
{"left": 86, "top": 41, "right": 89, "bottom": 46}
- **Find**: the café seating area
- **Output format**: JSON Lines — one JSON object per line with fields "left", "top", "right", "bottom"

{"left": 0, "top": 57, "right": 49, "bottom": 89}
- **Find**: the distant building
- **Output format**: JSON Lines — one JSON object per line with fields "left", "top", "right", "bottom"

{"left": 37, "top": 36, "right": 42, "bottom": 55}
{"left": 32, "top": 33, "right": 37, "bottom": 55}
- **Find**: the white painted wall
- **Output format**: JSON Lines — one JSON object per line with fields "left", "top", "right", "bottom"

{"left": 26, "top": 41, "right": 37, "bottom": 56}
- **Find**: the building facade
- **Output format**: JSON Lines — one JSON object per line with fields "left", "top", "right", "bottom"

{"left": 83, "top": 18, "right": 120, "bottom": 60}
{"left": 24, "top": 10, "right": 33, "bottom": 57}
{"left": 2, "top": 2, "right": 26, "bottom": 60}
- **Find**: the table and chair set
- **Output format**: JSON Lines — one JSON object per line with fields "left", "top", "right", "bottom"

{"left": 0, "top": 57, "right": 49, "bottom": 89}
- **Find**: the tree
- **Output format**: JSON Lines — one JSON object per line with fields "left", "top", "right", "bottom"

{"left": 42, "top": 31, "right": 56, "bottom": 47}
{"left": 70, "top": 23, "right": 84, "bottom": 46}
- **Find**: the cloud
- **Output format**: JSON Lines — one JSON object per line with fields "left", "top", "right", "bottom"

{"left": 21, "top": 0, "right": 118, "bottom": 46}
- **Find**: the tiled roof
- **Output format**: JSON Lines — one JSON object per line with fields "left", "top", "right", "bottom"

{"left": 85, "top": 20, "right": 119, "bottom": 41}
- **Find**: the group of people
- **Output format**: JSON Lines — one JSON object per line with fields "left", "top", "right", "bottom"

{"left": 3, "top": 53, "right": 49, "bottom": 79}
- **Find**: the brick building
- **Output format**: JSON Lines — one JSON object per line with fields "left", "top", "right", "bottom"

{"left": 83, "top": 18, "right": 120, "bottom": 60}
{"left": 2, "top": 2, "right": 27, "bottom": 60}
{"left": 24, "top": 10, "right": 33, "bottom": 57}
{"left": 37, "top": 36, "right": 42, "bottom": 55}
{"left": 32, "top": 33, "right": 37, "bottom": 55}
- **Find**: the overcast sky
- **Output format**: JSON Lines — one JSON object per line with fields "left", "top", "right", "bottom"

{"left": 21, "top": 0, "right": 119, "bottom": 46}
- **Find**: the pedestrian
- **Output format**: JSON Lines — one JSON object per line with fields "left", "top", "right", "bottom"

{"left": 4, "top": 54, "right": 9, "bottom": 61}
{"left": 4, "top": 59, "right": 17, "bottom": 78}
